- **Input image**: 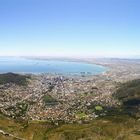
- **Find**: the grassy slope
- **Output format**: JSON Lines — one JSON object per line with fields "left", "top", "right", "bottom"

{"left": 0, "top": 114, "right": 140, "bottom": 140}
{"left": 0, "top": 114, "right": 55, "bottom": 140}
{"left": 46, "top": 116, "right": 140, "bottom": 140}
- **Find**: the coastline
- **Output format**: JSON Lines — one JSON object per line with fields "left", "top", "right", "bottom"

{"left": 0, "top": 56, "right": 108, "bottom": 76}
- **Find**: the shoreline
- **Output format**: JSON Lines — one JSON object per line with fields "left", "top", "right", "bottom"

{"left": 0, "top": 57, "right": 109, "bottom": 77}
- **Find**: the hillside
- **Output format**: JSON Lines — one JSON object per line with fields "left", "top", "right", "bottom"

{"left": 0, "top": 73, "right": 30, "bottom": 86}
{"left": 113, "top": 79, "right": 140, "bottom": 117}
{"left": 114, "top": 79, "right": 140, "bottom": 101}
{"left": 0, "top": 114, "right": 140, "bottom": 140}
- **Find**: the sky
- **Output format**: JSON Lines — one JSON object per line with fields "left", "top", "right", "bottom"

{"left": 0, "top": 0, "right": 140, "bottom": 58}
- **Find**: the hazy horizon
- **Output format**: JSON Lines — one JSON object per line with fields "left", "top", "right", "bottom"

{"left": 0, "top": 55, "right": 140, "bottom": 59}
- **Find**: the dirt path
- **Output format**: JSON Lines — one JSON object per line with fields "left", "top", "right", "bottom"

{"left": 0, "top": 129, "right": 27, "bottom": 140}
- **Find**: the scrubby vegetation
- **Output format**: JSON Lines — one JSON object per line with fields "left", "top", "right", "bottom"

{"left": 46, "top": 115, "right": 140, "bottom": 140}
{"left": 1, "top": 114, "right": 140, "bottom": 140}
{"left": 95, "top": 105, "right": 103, "bottom": 111}
{"left": 75, "top": 112, "right": 87, "bottom": 119}
{"left": 114, "top": 79, "right": 140, "bottom": 117}
{"left": 43, "top": 95, "right": 58, "bottom": 105}
{"left": 114, "top": 79, "right": 140, "bottom": 101}
{"left": 0, "top": 73, "right": 30, "bottom": 86}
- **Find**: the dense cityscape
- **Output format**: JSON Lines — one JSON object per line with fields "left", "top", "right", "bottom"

{"left": 0, "top": 59, "right": 140, "bottom": 123}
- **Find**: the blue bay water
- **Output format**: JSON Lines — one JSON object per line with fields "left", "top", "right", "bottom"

{"left": 0, "top": 57, "right": 107, "bottom": 75}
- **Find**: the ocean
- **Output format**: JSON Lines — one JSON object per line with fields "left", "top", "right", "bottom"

{"left": 0, "top": 57, "right": 107, "bottom": 75}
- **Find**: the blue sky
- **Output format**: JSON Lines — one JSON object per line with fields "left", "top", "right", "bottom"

{"left": 0, "top": 0, "right": 139, "bottom": 58}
